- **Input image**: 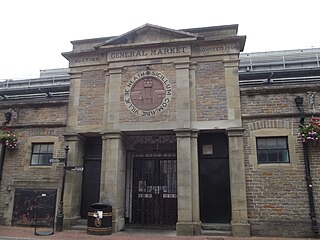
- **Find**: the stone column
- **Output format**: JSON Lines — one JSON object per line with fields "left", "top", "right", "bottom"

{"left": 175, "top": 129, "right": 201, "bottom": 236}
{"left": 227, "top": 128, "right": 250, "bottom": 237}
{"left": 63, "top": 133, "right": 85, "bottom": 229}
{"left": 100, "top": 131, "right": 125, "bottom": 232}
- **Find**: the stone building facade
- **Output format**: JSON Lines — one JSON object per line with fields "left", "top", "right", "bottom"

{"left": 0, "top": 24, "right": 319, "bottom": 238}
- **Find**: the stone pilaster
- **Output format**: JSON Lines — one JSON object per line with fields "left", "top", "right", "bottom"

{"left": 224, "top": 59, "right": 242, "bottom": 125}
{"left": 175, "top": 61, "right": 191, "bottom": 129}
{"left": 175, "top": 128, "right": 201, "bottom": 236}
{"left": 100, "top": 131, "right": 125, "bottom": 232}
{"left": 66, "top": 73, "right": 82, "bottom": 133}
{"left": 63, "top": 133, "right": 85, "bottom": 229}
{"left": 106, "top": 67, "right": 122, "bottom": 131}
{"left": 227, "top": 128, "right": 250, "bottom": 237}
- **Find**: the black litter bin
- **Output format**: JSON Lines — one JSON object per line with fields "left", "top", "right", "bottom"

{"left": 87, "top": 203, "right": 112, "bottom": 235}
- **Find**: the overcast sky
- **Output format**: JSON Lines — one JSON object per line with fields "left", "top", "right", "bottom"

{"left": 1, "top": 0, "right": 319, "bottom": 79}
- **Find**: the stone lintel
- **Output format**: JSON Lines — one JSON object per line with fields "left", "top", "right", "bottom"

{"left": 226, "top": 127, "right": 245, "bottom": 137}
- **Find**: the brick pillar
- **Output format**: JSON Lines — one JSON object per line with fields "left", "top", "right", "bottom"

{"left": 100, "top": 131, "right": 125, "bottom": 232}
{"left": 63, "top": 133, "right": 85, "bottom": 229}
{"left": 175, "top": 129, "right": 201, "bottom": 236}
{"left": 227, "top": 128, "right": 250, "bottom": 237}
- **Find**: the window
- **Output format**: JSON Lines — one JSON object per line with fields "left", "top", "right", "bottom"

{"left": 256, "top": 137, "right": 289, "bottom": 164}
{"left": 30, "top": 143, "right": 54, "bottom": 166}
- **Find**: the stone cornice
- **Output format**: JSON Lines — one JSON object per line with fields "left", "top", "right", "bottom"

{"left": 242, "top": 111, "right": 319, "bottom": 120}
{"left": 0, "top": 99, "right": 68, "bottom": 108}
{"left": 11, "top": 123, "right": 66, "bottom": 129}
{"left": 240, "top": 83, "right": 320, "bottom": 96}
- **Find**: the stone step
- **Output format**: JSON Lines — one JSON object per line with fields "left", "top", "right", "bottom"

{"left": 70, "top": 218, "right": 87, "bottom": 230}
{"left": 75, "top": 219, "right": 87, "bottom": 225}
{"left": 201, "top": 223, "right": 231, "bottom": 236}
{"left": 70, "top": 224, "right": 87, "bottom": 230}
{"left": 201, "top": 229, "right": 232, "bottom": 236}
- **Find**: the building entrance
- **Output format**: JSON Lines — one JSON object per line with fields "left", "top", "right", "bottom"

{"left": 80, "top": 137, "right": 102, "bottom": 218}
{"left": 126, "top": 135, "right": 177, "bottom": 227}
{"left": 198, "top": 132, "right": 231, "bottom": 223}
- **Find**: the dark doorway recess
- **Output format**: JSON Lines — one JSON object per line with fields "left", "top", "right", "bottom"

{"left": 80, "top": 137, "right": 102, "bottom": 218}
{"left": 198, "top": 132, "right": 231, "bottom": 223}
{"left": 126, "top": 135, "right": 177, "bottom": 228}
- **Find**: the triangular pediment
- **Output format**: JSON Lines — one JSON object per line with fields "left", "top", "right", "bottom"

{"left": 96, "top": 23, "right": 201, "bottom": 48}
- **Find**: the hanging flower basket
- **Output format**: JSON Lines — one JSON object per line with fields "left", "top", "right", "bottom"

{"left": 0, "top": 126, "right": 18, "bottom": 149}
{"left": 299, "top": 117, "right": 320, "bottom": 142}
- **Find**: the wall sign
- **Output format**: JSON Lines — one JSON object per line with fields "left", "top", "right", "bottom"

{"left": 124, "top": 70, "right": 172, "bottom": 117}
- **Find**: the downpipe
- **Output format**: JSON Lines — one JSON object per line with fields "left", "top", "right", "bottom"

{"left": 295, "top": 96, "right": 319, "bottom": 238}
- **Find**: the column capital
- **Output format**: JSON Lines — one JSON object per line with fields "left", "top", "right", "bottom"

{"left": 107, "top": 66, "right": 123, "bottom": 74}
{"left": 174, "top": 61, "right": 190, "bottom": 69}
{"left": 101, "top": 130, "right": 124, "bottom": 140}
{"left": 64, "top": 133, "right": 85, "bottom": 142}
{"left": 175, "top": 128, "right": 198, "bottom": 138}
{"left": 223, "top": 59, "right": 240, "bottom": 68}
{"left": 226, "top": 127, "right": 245, "bottom": 137}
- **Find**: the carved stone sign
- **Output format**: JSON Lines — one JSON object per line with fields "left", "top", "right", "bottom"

{"left": 191, "top": 43, "right": 239, "bottom": 56}
{"left": 70, "top": 54, "right": 104, "bottom": 67}
{"left": 124, "top": 70, "right": 172, "bottom": 117}
{"left": 108, "top": 46, "right": 190, "bottom": 61}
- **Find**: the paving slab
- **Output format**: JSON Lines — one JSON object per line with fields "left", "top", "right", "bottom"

{"left": 0, "top": 226, "right": 315, "bottom": 240}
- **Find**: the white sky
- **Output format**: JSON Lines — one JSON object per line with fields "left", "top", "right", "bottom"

{"left": 1, "top": 0, "right": 319, "bottom": 79}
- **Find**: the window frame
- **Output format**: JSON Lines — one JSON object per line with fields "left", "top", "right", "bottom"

{"left": 256, "top": 136, "right": 290, "bottom": 164}
{"left": 26, "top": 136, "right": 59, "bottom": 168}
{"left": 30, "top": 142, "right": 54, "bottom": 166}
{"left": 248, "top": 128, "right": 298, "bottom": 169}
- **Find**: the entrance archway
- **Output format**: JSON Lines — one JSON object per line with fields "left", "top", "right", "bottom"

{"left": 125, "top": 134, "right": 177, "bottom": 228}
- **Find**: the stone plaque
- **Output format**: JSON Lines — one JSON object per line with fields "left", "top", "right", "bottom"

{"left": 124, "top": 70, "right": 172, "bottom": 117}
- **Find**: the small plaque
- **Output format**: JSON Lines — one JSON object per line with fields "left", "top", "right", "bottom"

{"left": 202, "top": 144, "right": 213, "bottom": 155}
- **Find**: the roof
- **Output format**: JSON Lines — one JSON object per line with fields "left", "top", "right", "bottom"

{"left": 239, "top": 48, "right": 320, "bottom": 86}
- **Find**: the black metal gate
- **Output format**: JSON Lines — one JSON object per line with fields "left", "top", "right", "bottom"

{"left": 126, "top": 135, "right": 177, "bottom": 227}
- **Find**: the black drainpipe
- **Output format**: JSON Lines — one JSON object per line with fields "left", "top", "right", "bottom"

{"left": 0, "top": 144, "right": 5, "bottom": 184}
{"left": 295, "top": 96, "right": 319, "bottom": 237}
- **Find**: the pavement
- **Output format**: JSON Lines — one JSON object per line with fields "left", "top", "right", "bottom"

{"left": 0, "top": 225, "right": 317, "bottom": 240}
